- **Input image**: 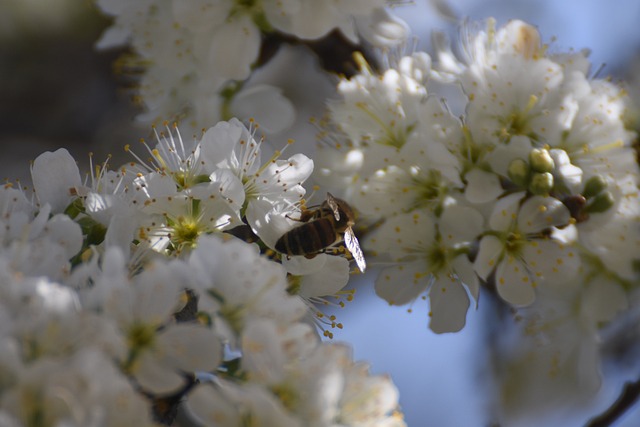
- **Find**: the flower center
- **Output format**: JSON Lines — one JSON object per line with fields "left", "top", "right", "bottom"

{"left": 172, "top": 216, "right": 201, "bottom": 245}
{"left": 411, "top": 169, "right": 448, "bottom": 214}
{"left": 286, "top": 274, "right": 302, "bottom": 295}
{"left": 505, "top": 231, "right": 524, "bottom": 253}
{"left": 499, "top": 110, "right": 530, "bottom": 141}
{"left": 270, "top": 383, "right": 299, "bottom": 412}
{"left": 127, "top": 323, "right": 156, "bottom": 350}
{"left": 427, "top": 243, "right": 449, "bottom": 274}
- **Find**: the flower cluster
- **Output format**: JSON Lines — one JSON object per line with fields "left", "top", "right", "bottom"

{"left": 316, "top": 19, "right": 640, "bottom": 336}
{"left": 9, "top": 1, "right": 640, "bottom": 423}
{"left": 0, "top": 119, "right": 405, "bottom": 426}
{"left": 95, "top": 0, "right": 408, "bottom": 134}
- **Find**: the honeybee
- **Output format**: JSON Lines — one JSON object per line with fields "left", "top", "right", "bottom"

{"left": 275, "top": 193, "right": 366, "bottom": 272}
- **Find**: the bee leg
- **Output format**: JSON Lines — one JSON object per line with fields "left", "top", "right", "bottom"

{"left": 286, "top": 209, "right": 317, "bottom": 223}
{"left": 324, "top": 246, "right": 343, "bottom": 255}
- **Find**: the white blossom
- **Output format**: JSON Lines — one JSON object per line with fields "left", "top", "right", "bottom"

{"left": 474, "top": 193, "right": 580, "bottom": 306}
{"left": 369, "top": 205, "right": 482, "bottom": 333}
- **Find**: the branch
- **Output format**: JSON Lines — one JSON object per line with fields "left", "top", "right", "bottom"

{"left": 586, "top": 377, "right": 640, "bottom": 427}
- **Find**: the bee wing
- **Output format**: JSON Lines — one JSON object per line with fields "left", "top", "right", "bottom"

{"left": 344, "top": 227, "right": 366, "bottom": 272}
{"left": 326, "top": 193, "right": 341, "bottom": 221}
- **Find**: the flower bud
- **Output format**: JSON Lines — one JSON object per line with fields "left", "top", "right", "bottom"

{"left": 585, "top": 191, "right": 615, "bottom": 213}
{"left": 583, "top": 175, "right": 608, "bottom": 198}
{"left": 529, "top": 148, "right": 555, "bottom": 173}
{"left": 508, "top": 158, "right": 530, "bottom": 188}
{"left": 529, "top": 172, "right": 554, "bottom": 195}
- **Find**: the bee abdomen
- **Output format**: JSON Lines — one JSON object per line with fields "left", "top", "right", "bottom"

{"left": 275, "top": 219, "right": 337, "bottom": 256}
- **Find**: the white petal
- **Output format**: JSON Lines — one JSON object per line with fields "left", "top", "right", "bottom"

{"left": 485, "top": 135, "right": 532, "bottom": 177}
{"left": 263, "top": 154, "right": 314, "bottom": 191}
{"left": 495, "top": 256, "right": 536, "bottom": 306}
{"left": 355, "top": 166, "right": 416, "bottom": 217}
{"left": 135, "top": 268, "right": 181, "bottom": 324}
{"left": 452, "top": 256, "right": 479, "bottom": 302}
{"left": 34, "top": 279, "right": 80, "bottom": 313}
{"left": 522, "top": 240, "right": 580, "bottom": 284}
{"left": 159, "top": 324, "right": 222, "bottom": 372}
{"left": 518, "top": 196, "right": 571, "bottom": 233}
{"left": 431, "top": 31, "right": 465, "bottom": 80}
{"left": 209, "top": 15, "right": 260, "bottom": 80}
{"left": 366, "top": 210, "right": 435, "bottom": 261}
{"left": 245, "top": 199, "right": 293, "bottom": 249}
{"left": 132, "top": 172, "right": 177, "bottom": 201}
{"left": 42, "top": 214, "right": 83, "bottom": 259}
{"left": 186, "top": 384, "right": 241, "bottom": 426}
{"left": 428, "top": 276, "right": 470, "bottom": 333}
{"left": 282, "top": 253, "right": 328, "bottom": 275}
{"left": 31, "top": 148, "right": 81, "bottom": 213}
{"left": 488, "top": 191, "right": 525, "bottom": 231}
{"left": 135, "top": 351, "right": 186, "bottom": 394}
{"left": 231, "top": 84, "right": 296, "bottom": 134}
{"left": 375, "top": 262, "right": 429, "bottom": 305}
{"left": 582, "top": 278, "right": 628, "bottom": 323}
{"left": 439, "top": 205, "right": 484, "bottom": 244}
{"left": 95, "top": 25, "right": 130, "bottom": 49}
{"left": 199, "top": 119, "right": 247, "bottom": 171}
{"left": 473, "top": 235, "right": 503, "bottom": 281}
{"left": 298, "top": 256, "right": 350, "bottom": 298}
{"left": 398, "top": 52, "right": 432, "bottom": 85}
{"left": 240, "top": 319, "right": 286, "bottom": 383}
{"left": 261, "top": 0, "right": 301, "bottom": 34}
{"left": 464, "top": 169, "right": 503, "bottom": 204}
{"left": 172, "top": 0, "right": 228, "bottom": 31}
{"left": 355, "top": 7, "right": 409, "bottom": 48}
{"left": 208, "top": 168, "right": 246, "bottom": 211}
{"left": 550, "top": 148, "right": 583, "bottom": 193}
{"left": 104, "top": 214, "right": 137, "bottom": 258}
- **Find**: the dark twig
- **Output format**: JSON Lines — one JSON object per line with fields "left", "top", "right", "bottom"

{"left": 586, "top": 377, "right": 640, "bottom": 427}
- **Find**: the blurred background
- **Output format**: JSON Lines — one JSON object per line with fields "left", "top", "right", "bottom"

{"left": 1, "top": 0, "right": 639, "bottom": 426}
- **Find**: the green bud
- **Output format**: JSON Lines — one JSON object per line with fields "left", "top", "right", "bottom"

{"left": 585, "top": 191, "right": 615, "bottom": 214}
{"left": 529, "top": 148, "right": 555, "bottom": 173}
{"left": 508, "top": 158, "right": 531, "bottom": 188}
{"left": 529, "top": 172, "right": 554, "bottom": 195}
{"left": 583, "top": 175, "right": 608, "bottom": 198}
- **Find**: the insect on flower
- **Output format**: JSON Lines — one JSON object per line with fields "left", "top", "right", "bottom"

{"left": 275, "top": 193, "right": 366, "bottom": 272}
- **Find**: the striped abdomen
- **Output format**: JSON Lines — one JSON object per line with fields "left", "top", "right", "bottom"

{"left": 275, "top": 218, "right": 338, "bottom": 256}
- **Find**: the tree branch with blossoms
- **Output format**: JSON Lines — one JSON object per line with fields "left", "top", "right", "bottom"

{"left": 0, "top": 1, "right": 638, "bottom": 426}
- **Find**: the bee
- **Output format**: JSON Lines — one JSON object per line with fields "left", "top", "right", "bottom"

{"left": 275, "top": 193, "right": 366, "bottom": 272}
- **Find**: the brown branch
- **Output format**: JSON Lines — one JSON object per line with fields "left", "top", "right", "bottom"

{"left": 586, "top": 377, "right": 640, "bottom": 427}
